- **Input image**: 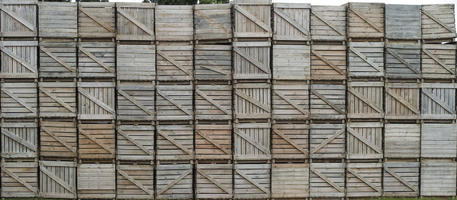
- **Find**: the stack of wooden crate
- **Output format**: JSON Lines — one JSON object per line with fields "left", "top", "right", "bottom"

{"left": 233, "top": 0, "right": 272, "bottom": 198}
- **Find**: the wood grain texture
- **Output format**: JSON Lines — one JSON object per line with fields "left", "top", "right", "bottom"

{"left": 272, "top": 163, "right": 309, "bottom": 198}
{"left": 273, "top": 44, "right": 310, "bottom": 80}
{"left": 346, "top": 163, "right": 382, "bottom": 197}
{"left": 40, "top": 119, "right": 77, "bottom": 158}
{"left": 272, "top": 122, "right": 309, "bottom": 159}
{"left": 39, "top": 161, "right": 76, "bottom": 199}
{"left": 39, "top": 39, "right": 77, "bottom": 78}
{"left": 311, "top": 43, "right": 346, "bottom": 80}
{"left": 347, "top": 81, "right": 383, "bottom": 119}
{"left": 194, "top": 4, "right": 232, "bottom": 41}
{"left": 272, "top": 80, "right": 309, "bottom": 120}
{"left": 422, "top": 4, "right": 456, "bottom": 39}
{"left": 385, "top": 4, "right": 421, "bottom": 39}
{"left": 234, "top": 1, "right": 272, "bottom": 38}
{"left": 155, "top": 5, "right": 193, "bottom": 41}
{"left": 234, "top": 83, "right": 271, "bottom": 120}
{"left": 116, "top": 163, "right": 154, "bottom": 199}
{"left": 39, "top": 2, "right": 77, "bottom": 38}
{"left": 195, "top": 124, "right": 232, "bottom": 160}
{"left": 384, "top": 124, "right": 420, "bottom": 158}
{"left": 273, "top": 3, "right": 310, "bottom": 41}
{"left": 421, "top": 123, "right": 457, "bottom": 158}
{"left": 234, "top": 122, "right": 271, "bottom": 160}
{"left": 116, "top": 121, "right": 154, "bottom": 161}
{"left": 1, "top": 161, "right": 38, "bottom": 198}
{"left": 1, "top": 120, "right": 37, "bottom": 158}
{"left": 348, "top": 3, "right": 384, "bottom": 38}
{"left": 77, "top": 163, "right": 115, "bottom": 199}
{"left": 195, "top": 45, "right": 232, "bottom": 81}
{"left": 421, "top": 83, "right": 456, "bottom": 120}
{"left": 196, "top": 163, "right": 233, "bottom": 199}
{"left": 233, "top": 42, "right": 271, "bottom": 80}
{"left": 421, "top": 159, "right": 456, "bottom": 196}
{"left": 385, "top": 82, "right": 420, "bottom": 120}
{"left": 310, "top": 162, "right": 345, "bottom": 197}
{"left": 1, "top": 0, "right": 37, "bottom": 37}
{"left": 117, "top": 44, "right": 156, "bottom": 81}
{"left": 78, "top": 2, "right": 115, "bottom": 38}
{"left": 117, "top": 81, "right": 155, "bottom": 121}
{"left": 1, "top": 82, "right": 37, "bottom": 118}
{"left": 116, "top": 3, "right": 155, "bottom": 41}
{"left": 383, "top": 160, "right": 419, "bottom": 197}
{"left": 156, "top": 163, "right": 193, "bottom": 199}
{"left": 234, "top": 163, "right": 270, "bottom": 199}
{"left": 0, "top": 41, "right": 38, "bottom": 79}
{"left": 311, "top": 5, "right": 346, "bottom": 41}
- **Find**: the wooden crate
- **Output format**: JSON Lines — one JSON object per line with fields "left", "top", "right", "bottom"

{"left": 273, "top": 3, "right": 310, "bottom": 41}
{"left": 234, "top": 163, "right": 270, "bottom": 199}
{"left": 77, "top": 163, "right": 115, "bottom": 199}
{"left": 117, "top": 121, "right": 154, "bottom": 161}
{"left": 346, "top": 163, "right": 382, "bottom": 197}
{"left": 272, "top": 122, "right": 309, "bottom": 159}
{"left": 1, "top": 161, "right": 38, "bottom": 197}
{"left": 310, "top": 82, "right": 346, "bottom": 120}
{"left": 422, "top": 44, "right": 456, "bottom": 79}
{"left": 157, "top": 123, "right": 193, "bottom": 160}
{"left": 347, "top": 81, "right": 384, "bottom": 119}
{"left": 196, "top": 163, "right": 233, "bottom": 199}
{"left": 347, "top": 122, "right": 383, "bottom": 159}
{"left": 421, "top": 123, "right": 457, "bottom": 158}
{"left": 233, "top": 41, "right": 271, "bottom": 80}
{"left": 157, "top": 41, "right": 193, "bottom": 81}
{"left": 383, "top": 160, "right": 419, "bottom": 197}
{"left": 0, "top": 41, "right": 38, "bottom": 79}
{"left": 78, "top": 121, "right": 115, "bottom": 160}
{"left": 310, "top": 5, "right": 346, "bottom": 41}
{"left": 385, "top": 4, "right": 421, "bottom": 39}
{"left": 116, "top": 3, "right": 155, "bottom": 41}
{"left": 384, "top": 124, "right": 420, "bottom": 158}
{"left": 234, "top": 122, "right": 271, "bottom": 160}
{"left": 233, "top": 0, "right": 272, "bottom": 38}
{"left": 1, "top": 120, "right": 37, "bottom": 158}
{"left": 234, "top": 83, "right": 271, "bottom": 120}
{"left": 39, "top": 2, "right": 77, "bottom": 38}
{"left": 310, "top": 123, "right": 345, "bottom": 159}
{"left": 421, "top": 83, "right": 456, "bottom": 120}
{"left": 273, "top": 44, "right": 310, "bottom": 80}
{"left": 195, "top": 84, "right": 232, "bottom": 120}
{"left": 196, "top": 123, "right": 231, "bottom": 160}
{"left": 39, "top": 81, "right": 76, "bottom": 118}
{"left": 348, "top": 42, "right": 384, "bottom": 78}
{"left": 156, "top": 83, "right": 193, "bottom": 121}
{"left": 40, "top": 119, "right": 77, "bottom": 158}
{"left": 117, "top": 44, "right": 156, "bottom": 81}
{"left": 272, "top": 81, "right": 309, "bottom": 120}
{"left": 78, "top": 2, "right": 115, "bottom": 38}
{"left": 272, "top": 163, "right": 309, "bottom": 198}
{"left": 39, "top": 161, "right": 76, "bottom": 199}
{"left": 421, "top": 159, "right": 456, "bottom": 196}
{"left": 117, "top": 81, "right": 155, "bottom": 121}
{"left": 348, "top": 3, "right": 384, "bottom": 38}
{"left": 156, "top": 163, "right": 193, "bottom": 199}
{"left": 310, "top": 162, "right": 345, "bottom": 197}
{"left": 311, "top": 43, "right": 347, "bottom": 80}
{"left": 386, "top": 42, "right": 421, "bottom": 79}
{"left": 117, "top": 163, "right": 154, "bottom": 199}
{"left": 1, "top": 82, "right": 37, "bottom": 118}
{"left": 195, "top": 45, "right": 232, "bottom": 81}
{"left": 0, "top": 0, "right": 37, "bottom": 37}
{"left": 155, "top": 5, "right": 193, "bottom": 41}
{"left": 39, "top": 39, "right": 77, "bottom": 78}
{"left": 194, "top": 4, "right": 232, "bottom": 41}
{"left": 422, "top": 4, "right": 456, "bottom": 40}
{"left": 78, "top": 41, "right": 115, "bottom": 78}
{"left": 385, "top": 82, "right": 420, "bottom": 120}
{"left": 78, "top": 82, "right": 115, "bottom": 120}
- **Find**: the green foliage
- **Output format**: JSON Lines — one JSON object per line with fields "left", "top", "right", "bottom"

{"left": 157, "top": 0, "right": 197, "bottom": 5}
{"left": 199, "top": 0, "right": 229, "bottom": 4}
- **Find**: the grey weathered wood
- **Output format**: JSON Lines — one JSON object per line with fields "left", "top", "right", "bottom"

{"left": 386, "top": 42, "right": 421, "bottom": 79}
{"left": 383, "top": 160, "right": 419, "bottom": 197}
{"left": 78, "top": 41, "right": 115, "bottom": 78}
{"left": 273, "top": 3, "right": 310, "bottom": 41}
{"left": 234, "top": 83, "right": 271, "bottom": 120}
{"left": 422, "top": 44, "right": 456, "bottom": 79}
{"left": 195, "top": 84, "right": 232, "bottom": 120}
{"left": 116, "top": 3, "right": 155, "bottom": 41}
{"left": 421, "top": 123, "right": 457, "bottom": 158}
{"left": 156, "top": 163, "right": 193, "bottom": 199}
{"left": 1, "top": 82, "right": 37, "bottom": 118}
{"left": 117, "top": 44, "right": 155, "bottom": 81}
{"left": 39, "top": 161, "right": 76, "bottom": 199}
{"left": 348, "top": 42, "right": 384, "bottom": 77}
{"left": 157, "top": 123, "right": 193, "bottom": 160}
{"left": 0, "top": 41, "right": 38, "bottom": 79}
{"left": 39, "top": 81, "right": 76, "bottom": 118}
{"left": 234, "top": 163, "right": 270, "bottom": 199}
{"left": 78, "top": 82, "right": 115, "bottom": 120}
{"left": 196, "top": 163, "right": 232, "bottom": 199}
{"left": 421, "top": 159, "right": 456, "bottom": 196}
{"left": 384, "top": 124, "right": 420, "bottom": 158}
{"left": 311, "top": 43, "right": 346, "bottom": 80}
{"left": 233, "top": 41, "right": 271, "bottom": 80}
{"left": 310, "top": 162, "right": 345, "bottom": 197}
{"left": 117, "top": 81, "right": 155, "bottom": 121}
{"left": 40, "top": 119, "right": 77, "bottom": 158}
{"left": 39, "top": 2, "right": 77, "bottom": 38}
{"left": 117, "top": 121, "right": 154, "bottom": 161}
{"left": 347, "top": 81, "right": 384, "bottom": 119}
{"left": 195, "top": 45, "right": 231, "bottom": 81}
{"left": 78, "top": 122, "right": 115, "bottom": 159}
{"left": 310, "top": 123, "right": 345, "bottom": 159}
{"left": 156, "top": 83, "right": 193, "bottom": 121}
{"left": 385, "top": 4, "right": 421, "bottom": 39}
{"left": 348, "top": 3, "right": 384, "bottom": 38}
{"left": 117, "top": 163, "right": 154, "bottom": 199}
{"left": 77, "top": 163, "right": 115, "bottom": 199}
{"left": 234, "top": 0, "right": 272, "bottom": 38}
{"left": 155, "top": 5, "right": 193, "bottom": 41}
{"left": 346, "top": 163, "right": 382, "bottom": 197}
{"left": 194, "top": 4, "right": 232, "bottom": 41}
{"left": 385, "top": 82, "right": 420, "bottom": 120}
{"left": 157, "top": 42, "right": 193, "bottom": 81}
{"left": 39, "top": 39, "right": 77, "bottom": 78}
{"left": 310, "top": 82, "right": 346, "bottom": 120}
{"left": 272, "top": 163, "right": 309, "bottom": 198}
{"left": 1, "top": 161, "right": 38, "bottom": 198}
{"left": 421, "top": 83, "right": 456, "bottom": 120}
{"left": 272, "top": 81, "right": 309, "bottom": 120}
{"left": 234, "top": 122, "right": 271, "bottom": 160}
{"left": 311, "top": 5, "right": 346, "bottom": 41}
{"left": 272, "top": 122, "right": 309, "bottom": 159}
{"left": 1, "top": 120, "right": 37, "bottom": 158}
{"left": 421, "top": 4, "right": 456, "bottom": 39}
{"left": 195, "top": 124, "right": 231, "bottom": 160}
{"left": 1, "top": 0, "right": 37, "bottom": 37}
{"left": 78, "top": 2, "right": 115, "bottom": 38}
{"left": 273, "top": 44, "right": 310, "bottom": 80}
{"left": 347, "top": 122, "right": 383, "bottom": 159}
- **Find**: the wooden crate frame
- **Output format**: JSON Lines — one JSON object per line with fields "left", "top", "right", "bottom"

{"left": 234, "top": 82, "right": 271, "bottom": 120}
{"left": 310, "top": 123, "right": 345, "bottom": 159}
{"left": 310, "top": 5, "right": 346, "bottom": 41}
{"left": 117, "top": 81, "right": 155, "bottom": 121}
{"left": 385, "top": 42, "right": 421, "bottom": 79}
{"left": 78, "top": 41, "right": 115, "bottom": 78}
{"left": 155, "top": 5, "right": 193, "bottom": 41}
{"left": 78, "top": 121, "right": 115, "bottom": 160}
{"left": 348, "top": 42, "right": 384, "bottom": 78}
{"left": 310, "top": 82, "right": 346, "bottom": 120}
{"left": 422, "top": 44, "right": 456, "bottom": 79}
{"left": 77, "top": 163, "right": 115, "bottom": 199}
{"left": 348, "top": 3, "right": 384, "bottom": 38}
{"left": 421, "top": 83, "right": 456, "bottom": 120}
{"left": 311, "top": 43, "right": 347, "bottom": 80}
{"left": 233, "top": 41, "right": 271, "bottom": 80}
{"left": 383, "top": 160, "right": 419, "bottom": 197}
{"left": 78, "top": 82, "right": 115, "bottom": 120}
{"left": 421, "top": 4, "right": 456, "bottom": 40}
{"left": 1, "top": 161, "right": 38, "bottom": 197}
{"left": 346, "top": 163, "right": 382, "bottom": 197}
{"left": 421, "top": 159, "right": 457, "bottom": 196}
{"left": 39, "top": 81, "right": 77, "bottom": 118}
{"left": 272, "top": 122, "right": 309, "bottom": 159}
{"left": 196, "top": 123, "right": 232, "bottom": 160}
{"left": 196, "top": 163, "right": 233, "bottom": 199}
{"left": 273, "top": 44, "right": 310, "bottom": 80}
{"left": 385, "top": 4, "right": 421, "bottom": 39}
{"left": 272, "top": 80, "right": 309, "bottom": 120}
{"left": 117, "top": 162, "right": 154, "bottom": 199}
{"left": 78, "top": 2, "right": 115, "bottom": 38}
{"left": 39, "top": 2, "right": 77, "bottom": 38}
{"left": 1, "top": 0, "right": 37, "bottom": 37}
{"left": 347, "top": 122, "right": 383, "bottom": 159}
{"left": 39, "top": 39, "right": 77, "bottom": 78}
{"left": 1, "top": 82, "right": 37, "bottom": 118}
{"left": 272, "top": 163, "right": 309, "bottom": 198}
{"left": 194, "top": 4, "right": 232, "bottom": 41}
{"left": 1, "top": 120, "right": 37, "bottom": 158}
{"left": 384, "top": 124, "right": 420, "bottom": 158}
{"left": 233, "top": 0, "right": 272, "bottom": 38}
{"left": 195, "top": 44, "right": 232, "bottom": 81}
{"left": 117, "top": 121, "right": 154, "bottom": 161}
{"left": 156, "top": 162, "right": 193, "bottom": 199}
{"left": 117, "top": 43, "right": 156, "bottom": 81}
{"left": 385, "top": 82, "right": 420, "bottom": 120}
{"left": 0, "top": 41, "right": 38, "bottom": 79}
{"left": 157, "top": 123, "right": 194, "bottom": 161}
{"left": 195, "top": 84, "right": 232, "bottom": 121}
{"left": 156, "top": 83, "right": 193, "bottom": 121}
{"left": 234, "top": 122, "right": 271, "bottom": 161}
{"left": 273, "top": 3, "right": 310, "bottom": 41}
{"left": 234, "top": 163, "right": 270, "bottom": 199}
{"left": 157, "top": 41, "right": 193, "bottom": 81}
{"left": 39, "top": 161, "right": 76, "bottom": 199}
{"left": 40, "top": 118, "right": 77, "bottom": 158}
{"left": 421, "top": 123, "right": 457, "bottom": 158}
{"left": 347, "top": 81, "right": 384, "bottom": 119}
{"left": 116, "top": 3, "right": 155, "bottom": 41}
{"left": 310, "top": 162, "right": 345, "bottom": 197}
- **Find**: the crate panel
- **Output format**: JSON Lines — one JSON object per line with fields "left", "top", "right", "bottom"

{"left": 422, "top": 4, "right": 456, "bottom": 39}
{"left": 78, "top": 122, "right": 115, "bottom": 160}
{"left": 272, "top": 81, "right": 309, "bottom": 120}
{"left": 384, "top": 124, "right": 420, "bottom": 158}
{"left": 347, "top": 81, "right": 384, "bottom": 119}
{"left": 233, "top": 42, "right": 271, "bottom": 80}
{"left": 39, "top": 82, "right": 77, "bottom": 118}
{"left": 310, "top": 162, "right": 345, "bottom": 197}
{"left": 116, "top": 3, "right": 155, "bottom": 41}
{"left": 156, "top": 163, "right": 193, "bottom": 199}
{"left": 157, "top": 123, "right": 193, "bottom": 160}
{"left": 273, "top": 3, "right": 310, "bottom": 41}
{"left": 156, "top": 83, "right": 193, "bottom": 121}
{"left": 272, "top": 122, "right": 309, "bottom": 159}
{"left": 234, "top": 83, "right": 271, "bottom": 120}
{"left": 117, "top": 122, "right": 154, "bottom": 161}
{"left": 78, "top": 82, "right": 115, "bottom": 120}
{"left": 196, "top": 84, "right": 232, "bottom": 120}
{"left": 273, "top": 44, "right": 310, "bottom": 80}
{"left": 421, "top": 83, "right": 456, "bottom": 120}
{"left": 0, "top": 41, "right": 38, "bottom": 79}
{"left": 39, "top": 2, "right": 77, "bottom": 38}
{"left": 233, "top": 0, "right": 272, "bottom": 38}
{"left": 347, "top": 122, "right": 383, "bottom": 159}
{"left": 385, "top": 4, "right": 421, "bottom": 39}
{"left": 272, "top": 163, "right": 309, "bottom": 198}
{"left": 234, "top": 122, "right": 271, "bottom": 160}
{"left": 421, "top": 123, "right": 457, "bottom": 158}
{"left": 78, "top": 2, "right": 115, "bottom": 38}
{"left": 421, "top": 159, "right": 457, "bottom": 196}
{"left": 117, "top": 44, "right": 156, "bottom": 81}
{"left": 310, "top": 123, "right": 345, "bottom": 159}
{"left": 385, "top": 82, "right": 420, "bottom": 120}
{"left": 196, "top": 124, "right": 231, "bottom": 160}
{"left": 196, "top": 163, "right": 233, "bottom": 199}
{"left": 117, "top": 163, "right": 154, "bottom": 199}
{"left": 348, "top": 42, "right": 384, "bottom": 77}
{"left": 311, "top": 43, "right": 346, "bottom": 80}
{"left": 194, "top": 4, "right": 232, "bottom": 41}
{"left": 40, "top": 119, "right": 77, "bottom": 158}
{"left": 383, "top": 160, "right": 419, "bottom": 197}
{"left": 386, "top": 42, "right": 421, "bottom": 79}
{"left": 195, "top": 45, "right": 232, "bottom": 81}
{"left": 346, "top": 163, "right": 382, "bottom": 197}
{"left": 78, "top": 41, "right": 115, "bottom": 78}
{"left": 422, "top": 44, "right": 456, "bottom": 79}
{"left": 310, "top": 82, "right": 346, "bottom": 120}
{"left": 1, "top": 82, "right": 37, "bottom": 118}
{"left": 1, "top": 0, "right": 37, "bottom": 37}
{"left": 348, "top": 3, "right": 384, "bottom": 38}
{"left": 39, "top": 39, "right": 77, "bottom": 78}
{"left": 310, "top": 5, "right": 346, "bottom": 41}
{"left": 155, "top": 5, "right": 193, "bottom": 41}
{"left": 157, "top": 42, "right": 193, "bottom": 81}
{"left": 77, "top": 163, "right": 115, "bottom": 199}
{"left": 39, "top": 161, "right": 76, "bottom": 199}
{"left": 1, "top": 120, "right": 37, "bottom": 158}
{"left": 234, "top": 163, "right": 270, "bottom": 199}
{"left": 117, "top": 81, "right": 155, "bottom": 121}
{"left": 1, "top": 161, "right": 38, "bottom": 198}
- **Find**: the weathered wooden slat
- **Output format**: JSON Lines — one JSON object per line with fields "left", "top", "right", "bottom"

{"left": 421, "top": 123, "right": 457, "bottom": 158}
{"left": 195, "top": 45, "right": 231, "bottom": 81}
{"left": 273, "top": 3, "right": 310, "bottom": 41}
{"left": 386, "top": 4, "right": 421, "bottom": 39}
{"left": 156, "top": 84, "right": 193, "bottom": 121}
{"left": 78, "top": 2, "right": 115, "bottom": 38}
{"left": 384, "top": 161, "right": 419, "bottom": 197}
{"left": 234, "top": 163, "right": 270, "bottom": 199}
{"left": 156, "top": 163, "right": 192, "bottom": 199}
{"left": 117, "top": 164, "right": 154, "bottom": 199}
{"left": 234, "top": 3, "right": 272, "bottom": 38}
{"left": 346, "top": 163, "right": 382, "bottom": 197}
{"left": 117, "top": 44, "right": 155, "bottom": 81}
{"left": 1, "top": 161, "right": 38, "bottom": 198}
{"left": 422, "top": 44, "right": 456, "bottom": 79}
{"left": 347, "top": 122, "right": 383, "bottom": 159}
{"left": 1, "top": 1, "right": 37, "bottom": 37}
{"left": 385, "top": 124, "right": 420, "bottom": 158}
{"left": 39, "top": 2, "right": 77, "bottom": 38}
{"left": 157, "top": 123, "right": 193, "bottom": 160}
{"left": 421, "top": 4, "right": 456, "bottom": 39}
{"left": 40, "top": 119, "right": 77, "bottom": 158}
{"left": 234, "top": 122, "right": 271, "bottom": 160}
{"left": 347, "top": 81, "right": 383, "bottom": 119}
{"left": 272, "top": 163, "right": 309, "bottom": 198}
{"left": 39, "top": 39, "right": 77, "bottom": 78}
{"left": 117, "top": 122, "right": 154, "bottom": 161}
{"left": 273, "top": 44, "right": 310, "bottom": 80}
{"left": 194, "top": 4, "right": 232, "bottom": 41}
{"left": 195, "top": 124, "right": 231, "bottom": 160}
{"left": 233, "top": 42, "right": 271, "bottom": 80}
{"left": 310, "top": 163, "right": 345, "bottom": 197}
{"left": 78, "top": 163, "right": 115, "bottom": 199}
{"left": 39, "top": 161, "right": 76, "bottom": 199}
{"left": 421, "top": 83, "right": 456, "bottom": 120}
{"left": 116, "top": 3, "right": 155, "bottom": 41}
{"left": 117, "top": 81, "right": 155, "bottom": 121}
{"left": 155, "top": 5, "right": 193, "bottom": 41}
{"left": 78, "top": 122, "right": 115, "bottom": 159}
{"left": 311, "top": 5, "right": 346, "bottom": 40}
{"left": 0, "top": 41, "right": 38, "bottom": 79}
{"left": 421, "top": 159, "right": 456, "bottom": 196}
{"left": 348, "top": 3, "right": 384, "bottom": 38}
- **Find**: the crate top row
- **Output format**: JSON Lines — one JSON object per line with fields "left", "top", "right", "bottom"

{"left": 0, "top": 0, "right": 454, "bottom": 41}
